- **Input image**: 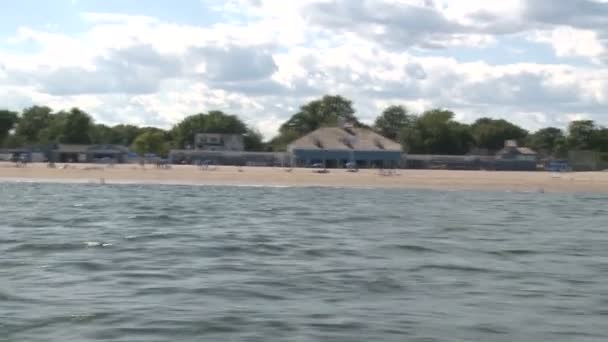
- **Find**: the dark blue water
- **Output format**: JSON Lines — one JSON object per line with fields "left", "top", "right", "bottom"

{"left": 1, "top": 182, "right": 607, "bottom": 341}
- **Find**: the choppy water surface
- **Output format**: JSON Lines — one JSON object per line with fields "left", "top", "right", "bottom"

{"left": 1, "top": 182, "right": 607, "bottom": 341}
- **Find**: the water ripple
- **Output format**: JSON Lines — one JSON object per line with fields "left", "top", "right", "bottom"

{"left": 1, "top": 183, "right": 607, "bottom": 341}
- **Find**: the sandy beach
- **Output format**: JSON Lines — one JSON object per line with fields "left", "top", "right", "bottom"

{"left": 1, "top": 162, "right": 608, "bottom": 192}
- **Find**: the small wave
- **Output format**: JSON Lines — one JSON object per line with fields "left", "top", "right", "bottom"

{"left": 8, "top": 242, "right": 83, "bottom": 253}
{"left": 308, "top": 320, "right": 368, "bottom": 332}
{"left": 410, "top": 263, "right": 495, "bottom": 274}
{"left": 0, "top": 291, "right": 40, "bottom": 304}
{"left": 84, "top": 241, "right": 112, "bottom": 247}
{"left": 68, "top": 260, "right": 109, "bottom": 271}
{"left": 388, "top": 244, "right": 440, "bottom": 253}
{"left": 128, "top": 214, "right": 177, "bottom": 222}
{"left": 364, "top": 276, "right": 405, "bottom": 293}
{"left": 488, "top": 249, "right": 538, "bottom": 257}
{"left": 469, "top": 323, "right": 510, "bottom": 335}
{"left": 193, "top": 287, "right": 286, "bottom": 301}
{"left": 134, "top": 286, "right": 184, "bottom": 296}
{"left": 122, "top": 232, "right": 200, "bottom": 242}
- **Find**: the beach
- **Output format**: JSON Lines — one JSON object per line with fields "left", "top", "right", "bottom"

{"left": 1, "top": 161, "right": 608, "bottom": 192}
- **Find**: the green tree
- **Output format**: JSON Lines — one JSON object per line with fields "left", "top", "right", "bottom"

{"left": 270, "top": 94, "right": 361, "bottom": 151}
{"left": 59, "top": 108, "right": 94, "bottom": 144}
{"left": 567, "top": 120, "right": 596, "bottom": 151}
{"left": 374, "top": 105, "right": 415, "bottom": 141}
{"left": 268, "top": 129, "right": 300, "bottom": 152}
{"left": 243, "top": 129, "right": 265, "bottom": 151}
{"left": 401, "top": 109, "right": 473, "bottom": 155}
{"left": 0, "top": 110, "right": 19, "bottom": 146}
{"left": 91, "top": 124, "right": 120, "bottom": 144}
{"left": 594, "top": 127, "right": 608, "bottom": 153}
{"left": 37, "top": 113, "right": 67, "bottom": 144}
{"left": 111, "top": 124, "right": 143, "bottom": 146}
{"left": 470, "top": 118, "right": 528, "bottom": 151}
{"left": 32, "top": 108, "right": 94, "bottom": 144}
{"left": 131, "top": 131, "right": 169, "bottom": 156}
{"left": 171, "top": 111, "right": 248, "bottom": 149}
{"left": 15, "top": 106, "right": 53, "bottom": 143}
{"left": 279, "top": 95, "right": 358, "bottom": 137}
{"left": 528, "top": 127, "right": 566, "bottom": 157}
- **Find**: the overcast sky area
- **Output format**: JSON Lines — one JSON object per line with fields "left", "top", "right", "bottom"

{"left": 1, "top": 0, "right": 608, "bottom": 138}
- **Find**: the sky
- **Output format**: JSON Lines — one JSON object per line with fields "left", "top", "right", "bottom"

{"left": 1, "top": 0, "right": 608, "bottom": 138}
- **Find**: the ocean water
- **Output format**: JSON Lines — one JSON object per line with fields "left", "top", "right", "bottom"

{"left": 1, "top": 182, "right": 607, "bottom": 342}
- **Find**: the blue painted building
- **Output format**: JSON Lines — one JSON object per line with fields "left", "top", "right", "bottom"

{"left": 287, "top": 126, "right": 403, "bottom": 168}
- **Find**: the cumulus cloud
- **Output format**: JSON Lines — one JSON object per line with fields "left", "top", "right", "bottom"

{"left": 1, "top": 1, "right": 608, "bottom": 139}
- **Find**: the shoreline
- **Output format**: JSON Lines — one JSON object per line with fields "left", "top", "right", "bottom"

{"left": 1, "top": 162, "right": 608, "bottom": 193}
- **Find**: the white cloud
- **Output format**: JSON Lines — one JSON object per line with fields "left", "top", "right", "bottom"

{"left": 531, "top": 26, "right": 605, "bottom": 60}
{"left": 2, "top": 1, "right": 608, "bottom": 140}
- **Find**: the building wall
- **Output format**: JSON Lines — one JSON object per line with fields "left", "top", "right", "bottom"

{"left": 292, "top": 149, "right": 402, "bottom": 168}
{"left": 568, "top": 150, "right": 608, "bottom": 171}
{"left": 194, "top": 134, "right": 245, "bottom": 151}
{"left": 490, "top": 160, "right": 538, "bottom": 171}
{"left": 169, "top": 150, "right": 287, "bottom": 166}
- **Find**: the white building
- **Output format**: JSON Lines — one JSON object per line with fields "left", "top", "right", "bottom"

{"left": 194, "top": 133, "right": 245, "bottom": 151}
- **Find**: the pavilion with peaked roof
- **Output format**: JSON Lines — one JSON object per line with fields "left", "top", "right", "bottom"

{"left": 287, "top": 125, "right": 403, "bottom": 168}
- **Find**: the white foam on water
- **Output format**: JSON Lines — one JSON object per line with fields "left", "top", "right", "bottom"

{"left": 84, "top": 241, "right": 113, "bottom": 247}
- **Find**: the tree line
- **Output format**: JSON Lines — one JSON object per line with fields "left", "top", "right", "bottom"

{"left": 1, "top": 95, "right": 608, "bottom": 157}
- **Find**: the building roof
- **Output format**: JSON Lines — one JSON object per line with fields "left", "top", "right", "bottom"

{"left": 496, "top": 146, "right": 538, "bottom": 156}
{"left": 288, "top": 127, "right": 402, "bottom": 152}
{"left": 56, "top": 144, "right": 90, "bottom": 153}
{"left": 515, "top": 147, "right": 537, "bottom": 155}
{"left": 195, "top": 133, "right": 244, "bottom": 137}
{"left": 55, "top": 144, "right": 129, "bottom": 154}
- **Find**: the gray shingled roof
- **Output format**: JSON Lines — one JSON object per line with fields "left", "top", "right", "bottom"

{"left": 497, "top": 146, "right": 537, "bottom": 156}
{"left": 288, "top": 127, "right": 402, "bottom": 152}
{"left": 56, "top": 144, "right": 90, "bottom": 153}
{"left": 515, "top": 147, "right": 537, "bottom": 155}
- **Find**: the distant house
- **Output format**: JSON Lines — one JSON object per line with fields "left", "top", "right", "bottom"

{"left": 194, "top": 133, "right": 244, "bottom": 151}
{"left": 168, "top": 150, "right": 287, "bottom": 166}
{"left": 0, "top": 146, "right": 50, "bottom": 163}
{"left": 287, "top": 125, "right": 403, "bottom": 168}
{"left": 494, "top": 140, "right": 538, "bottom": 171}
{"left": 568, "top": 150, "right": 608, "bottom": 171}
{"left": 496, "top": 140, "right": 538, "bottom": 161}
{"left": 51, "top": 144, "right": 130, "bottom": 163}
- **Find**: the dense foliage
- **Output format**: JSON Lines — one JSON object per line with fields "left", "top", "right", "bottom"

{"left": 2, "top": 95, "right": 608, "bottom": 157}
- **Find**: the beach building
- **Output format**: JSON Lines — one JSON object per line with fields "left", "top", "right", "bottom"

{"left": 287, "top": 125, "right": 403, "bottom": 168}
{"left": 171, "top": 132, "right": 284, "bottom": 166}
{"left": 51, "top": 144, "right": 130, "bottom": 163}
{"left": 194, "top": 133, "right": 245, "bottom": 151}
{"left": 0, "top": 147, "right": 48, "bottom": 162}
{"left": 405, "top": 154, "right": 493, "bottom": 170}
{"left": 493, "top": 140, "right": 538, "bottom": 171}
{"left": 169, "top": 150, "right": 287, "bottom": 166}
{"left": 568, "top": 150, "right": 608, "bottom": 171}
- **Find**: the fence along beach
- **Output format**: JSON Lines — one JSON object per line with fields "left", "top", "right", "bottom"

{"left": 1, "top": 162, "right": 608, "bottom": 192}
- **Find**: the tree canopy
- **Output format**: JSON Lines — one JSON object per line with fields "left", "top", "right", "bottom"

{"left": 373, "top": 105, "right": 415, "bottom": 141}
{"left": 568, "top": 120, "right": 597, "bottom": 151}
{"left": 2, "top": 95, "right": 608, "bottom": 158}
{"left": 401, "top": 109, "right": 473, "bottom": 155}
{"left": 131, "top": 130, "right": 170, "bottom": 156}
{"left": 14, "top": 106, "right": 53, "bottom": 144}
{"left": 279, "top": 95, "right": 359, "bottom": 135}
{"left": 528, "top": 127, "right": 567, "bottom": 157}
{"left": 270, "top": 95, "right": 362, "bottom": 151}
{"left": 0, "top": 110, "right": 19, "bottom": 145}
{"left": 471, "top": 118, "right": 528, "bottom": 152}
{"left": 171, "top": 111, "right": 248, "bottom": 149}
